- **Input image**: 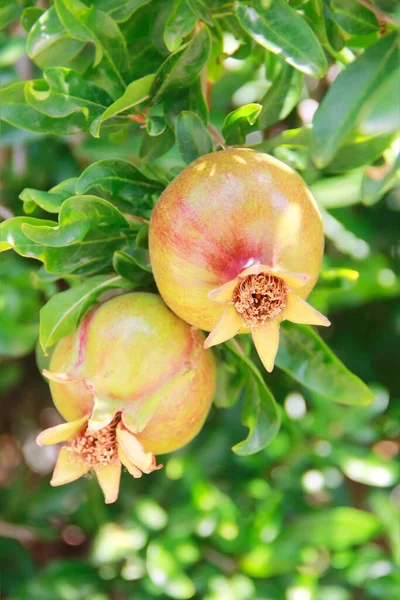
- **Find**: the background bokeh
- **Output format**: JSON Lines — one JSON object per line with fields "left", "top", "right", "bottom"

{"left": 1, "top": 1, "right": 400, "bottom": 599}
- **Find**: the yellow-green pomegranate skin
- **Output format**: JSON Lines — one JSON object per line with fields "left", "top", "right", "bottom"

{"left": 48, "top": 293, "right": 216, "bottom": 455}
{"left": 149, "top": 148, "right": 324, "bottom": 332}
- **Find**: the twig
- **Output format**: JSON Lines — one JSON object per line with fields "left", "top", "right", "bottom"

{"left": 123, "top": 214, "right": 150, "bottom": 225}
{"left": 0, "top": 520, "right": 37, "bottom": 543}
{"left": 230, "top": 337, "right": 245, "bottom": 356}
{"left": 358, "top": 0, "right": 397, "bottom": 26}
{"left": 208, "top": 123, "right": 226, "bottom": 149}
{"left": 0, "top": 205, "right": 14, "bottom": 220}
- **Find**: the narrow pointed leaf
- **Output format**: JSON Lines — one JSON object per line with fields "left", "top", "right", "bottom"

{"left": 312, "top": 32, "right": 399, "bottom": 167}
{"left": 235, "top": 0, "right": 327, "bottom": 78}
{"left": 276, "top": 323, "right": 374, "bottom": 405}
{"left": 39, "top": 275, "right": 135, "bottom": 351}
{"left": 90, "top": 74, "right": 155, "bottom": 137}
{"left": 176, "top": 111, "right": 213, "bottom": 164}
{"left": 226, "top": 341, "right": 280, "bottom": 455}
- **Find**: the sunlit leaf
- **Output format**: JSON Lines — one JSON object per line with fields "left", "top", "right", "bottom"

{"left": 222, "top": 103, "right": 262, "bottom": 145}
{"left": 90, "top": 74, "right": 154, "bottom": 137}
{"left": 235, "top": 0, "right": 328, "bottom": 78}
{"left": 26, "top": 7, "right": 87, "bottom": 71}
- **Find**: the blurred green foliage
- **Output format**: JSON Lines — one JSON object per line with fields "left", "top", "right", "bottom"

{"left": 0, "top": 1, "right": 399, "bottom": 599}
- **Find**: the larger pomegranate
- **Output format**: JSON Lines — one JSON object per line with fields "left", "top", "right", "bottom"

{"left": 149, "top": 149, "right": 329, "bottom": 372}
{"left": 37, "top": 293, "right": 216, "bottom": 503}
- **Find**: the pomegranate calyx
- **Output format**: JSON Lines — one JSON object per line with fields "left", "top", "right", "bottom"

{"left": 38, "top": 411, "right": 162, "bottom": 504}
{"left": 205, "top": 264, "right": 330, "bottom": 372}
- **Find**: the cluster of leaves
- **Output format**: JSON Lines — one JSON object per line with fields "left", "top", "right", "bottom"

{"left": 0, "top": 0, "right": 399, "bottom": 598}
{"left": 2, "top": 361, "right": 400, "bottom": 599}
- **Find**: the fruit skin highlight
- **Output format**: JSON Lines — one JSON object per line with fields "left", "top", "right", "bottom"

{"left": 37, "top": 293, "right": 216, "bottom": 503}
{"left": 149, "top": 148, "right": 329, "bottom": 372}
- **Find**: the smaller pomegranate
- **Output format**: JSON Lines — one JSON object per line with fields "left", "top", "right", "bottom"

{"left": 149, "top": 148, "right": 330, "bottom": 372}
{"left": 37, "top": 293, "right": 216, "bottom": 503}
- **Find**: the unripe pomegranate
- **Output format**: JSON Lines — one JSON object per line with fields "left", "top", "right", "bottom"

{"left": 37, "top": 293, "right": 216, "bottom": 503}
{"left": 149, "top": 148, "right": 329, "bottom": 372}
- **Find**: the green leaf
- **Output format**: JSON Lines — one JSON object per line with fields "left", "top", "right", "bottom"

{"left": 358, "top": 69, "right": 400, "bottom": 137}
{"left": 21, "top": 195, "right": 130, "bottom": 247}
{"left": 276, "top": 323, "right": 374, "bottom": 405}
{"left": 324, "top": 4, "right": 346, "bottom": 52}
{"left": 176, "top": 111, "right": 212, "bottom": 164}
{"left": 312, "top": 32, "right": 399, "bottom": 167}
{"left": 151, "top": 25, "right": 211, "bottom": 103}
{"left": 222, "top": 103, "right": 262, "bottom": 145}
{"left": 96, "top": 0, "right": 153, "bottom": 22}
{"left": 76, "top": 158, "right": 163, "bottom": 211}
{"left": 24, "top": 68, "right": 112, "bottom": 124}
{"left": 164, "top": 0, "right": 197, "bottom": 52}
{"left": 1, "top": 201, "right": 135, "bottom": 276}
{"left": 19, "top": 179, "right": 78, "bottom": 214}
{"left": 146, "top": 115, "right": 166, "bottom": 136}
{"left": 252, "top": 125, "right": 311, "bottom": 153}
{"left": 90, "top": 73, "right": 155, "bottom": 137}
{"left": 319, "top": 205, "right": 370, "bottom": 259}
{"left": 39, "top": 274, "right": 135, "bottom": 351}
{"left": 226, "top": 341, "right": 281, "bottom": 455}
{"left": 0, "top": 217, "right": 56, "bottom": 254}
{"left": 289, "top": 508, "right": 380, "bottom": 549}
{"left": 259, "top": 63, "right": 303, "bottom": 129}
{"left": 326, "top": 131, "right": 397, "bottom": 172}
{"left": 115, "top": 247, "right": 152, "bottom": 272}
{"left": 331, "top": 0, "right": 380, "bottom": 36}
{"left": 164, "top": 79, "right": 208, "bottom": 127}
{"left": 140, "top": 126, "right": 175, "bottom": 161}
{"left": 0, "top": 82, "right": 87, "bottom": 135}
{"left": 0, "top": 4, "right": 20, "bottom": 30}
{"left": 234, "top": 0, "right": 328, "bottom": 78}
{"left": 20, "top": 7, "right": 44, "bottom": 32}
{"left": 26, "top": 7, "right": 86, "bottom": 71}
{"left": 310, "top": 170, "right": 364, "bottom": 208}
{"left": 187, "top": 0, "right": 213, "bottom": 26}
{"left": 113, "top": 248, "right": 154, "bottom": 283}
{"left": 54, "top": 0, "right": 130, "bottom": 98}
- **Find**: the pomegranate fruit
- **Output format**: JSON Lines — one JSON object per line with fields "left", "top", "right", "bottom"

{"left": 37, "top": 293, "right": 216, "bottom": 503}
{"left": 149, "top": 148, "right": 329, "bottom": 372}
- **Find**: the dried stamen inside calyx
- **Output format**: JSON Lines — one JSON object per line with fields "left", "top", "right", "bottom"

{"left": 232, "top": 273, "right": 287, "bottom": 328}
{"left": 70, "top": 413, "right": 120, "bottom": 468}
